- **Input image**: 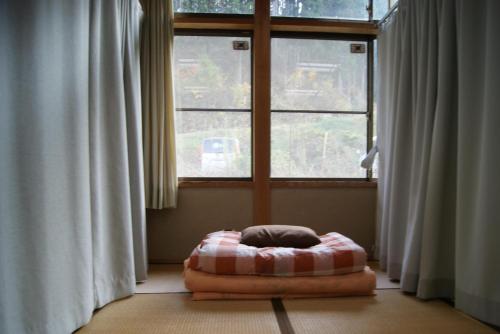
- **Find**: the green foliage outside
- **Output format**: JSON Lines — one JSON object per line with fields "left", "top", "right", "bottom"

{"left": 173, "top": 0, "right": 254, "bottom": 14}
{"left": 173, "top": 0, "right": 390, "bottom": 20}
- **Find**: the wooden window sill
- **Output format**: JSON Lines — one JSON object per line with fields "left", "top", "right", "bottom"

{"left": 179, "top": 180, "right": 254, "bottom": 188}
{"left": 271, "top": 180, "right": 377, "bottom": 188}
{"left": 178, "top": 180, "right": 377, "bottom": 189}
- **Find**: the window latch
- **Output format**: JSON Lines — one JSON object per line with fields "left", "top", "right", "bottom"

{"left": 233, "top": 41, "right": 249, "bottom": 51}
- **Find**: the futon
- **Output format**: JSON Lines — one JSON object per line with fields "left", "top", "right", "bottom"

{"left": 184, "top": 230, "right": 376, "bottom": 300}
{"left": 188, "top": 230, "right": 367, "bottom": 276}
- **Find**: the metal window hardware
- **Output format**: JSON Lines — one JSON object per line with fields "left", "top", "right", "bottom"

{"left": 350, "top": 43, "right": 366, "bottom": 54}
{"left": 233, "top": 40, "right": 249, "bottom": 50}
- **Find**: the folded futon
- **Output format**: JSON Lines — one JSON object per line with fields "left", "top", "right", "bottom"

{"left": 184, "top": 230, "right": 376, "bottom": 300}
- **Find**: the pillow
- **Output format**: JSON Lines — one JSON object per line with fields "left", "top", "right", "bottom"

{"left": 240, "top": 225, "right": 321, "bottom": 248}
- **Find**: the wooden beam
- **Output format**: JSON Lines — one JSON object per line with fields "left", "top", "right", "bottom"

{"left": 174, "top": 14, "right": 254, "bottom": 30}
{"left": 271, "top": 180, "right": 377, "bottom": 189}
{"left": 179, "top": 180, "right": 254, "bottom": 189}
{"left": 271, "top": 18, "right": 378, "bottom": 35}
{"left": 252, "top": 0, "right": 271, "bottom": 225}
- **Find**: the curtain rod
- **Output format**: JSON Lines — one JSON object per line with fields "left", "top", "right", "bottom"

{"left": 377, "top": 2, "right": 399, "bottom": 27}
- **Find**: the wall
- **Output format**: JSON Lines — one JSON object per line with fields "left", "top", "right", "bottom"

{"left": 147, "top": 187, "right": 376, "bottom": 263}
{"left": 271, "top": 188, "right": 376, "bottom": 258}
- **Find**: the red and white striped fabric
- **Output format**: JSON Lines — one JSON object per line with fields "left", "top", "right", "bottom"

{"left": 188, "top": 230, "right": 367, "bottom": 276}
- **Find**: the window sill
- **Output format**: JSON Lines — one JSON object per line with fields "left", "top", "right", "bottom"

{"left": 178, "top": 179, "right": 377, "bottom": 189}
{"left": 179, "top": 180, "right": 254, "bottom": 188}
{"left": 271, "top": 180, "right": 377, "bottom": 188}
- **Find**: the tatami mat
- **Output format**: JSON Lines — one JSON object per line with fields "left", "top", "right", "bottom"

{"left": 76, "top": 294, "right": 280, "bottom": 334}
{"left": 368, "top": 261, "right": 400, "bottom": 289}
{"left": 78, "top": 263, "right": 495, "bottom": 334}
{"left": 136, "top": 264, "right": 188, "bottom": 293}
{"left": 283, "top": 290, "right": 496, "bottom": 334}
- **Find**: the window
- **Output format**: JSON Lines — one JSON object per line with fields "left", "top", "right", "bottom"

{"left": 373, "top": 0, "right": 391, "bottom": 20}
{"left": 174, "top": 0, "right": 254, "bottom": 15}
{"left": 271, "top": 37, "right": 370, "bottom": 178}
{"left": 174, "top": 34, "right": 252, "bottom": 178}
{"left": 173, "top": 0, "right": 394, "bottom": 20}
{"left": 172, "top": 2, "right": 377, "bottom": 183}
{"left": 270, "top": 0, "right": 369, "bottom": 20}
{"left": 172, "top": 1, "right": 378, "bottom": 225}
{"left": 372, "top": 39, "right": 379, "bottom": 178}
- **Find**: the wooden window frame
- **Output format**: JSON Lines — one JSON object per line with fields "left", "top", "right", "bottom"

{"left": 174, "top": 30, "right": 254, "bottom": 182}
{"left": 173, "top": 1, "right": 379, "bottom": 225}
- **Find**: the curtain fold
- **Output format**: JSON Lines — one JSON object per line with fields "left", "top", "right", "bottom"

{"left": 89, "top": 0, "right": 148, "bottom": 303}
{"left": 140, "top": 0, "right": 178, "bottom": 209}
{"left": 0, "top": 1, "right": 147, "bottom": 332}
{"left": 121, "top": 0, "right": 149, "bottom": 283}
{"left": 377, "top": 0, "right": 500, "bottom": 326}
{"left": 455, "top": 0, "right": 500, "bottom": 325}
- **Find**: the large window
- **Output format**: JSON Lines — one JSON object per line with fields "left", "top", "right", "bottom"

{"left": 174, "top": 34, "right": 252, "bottom": 178}
{"left": 172, "top": 1, "right": 382, "bottom": 182}
{"left": 271, "top": 37, "right": 370, "bottom": 178}
{"left": 172, "top": 1, "right": 382, "bottom": 224}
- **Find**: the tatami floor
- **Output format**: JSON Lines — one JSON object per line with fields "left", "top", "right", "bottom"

{"left": 76, "top": 262, "right": 497, "bottom": 334}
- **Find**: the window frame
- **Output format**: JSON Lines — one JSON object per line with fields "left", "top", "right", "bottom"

{"left": 174, "top": 29, "right": 254, "bottom": 181}
{"left": 172, "top": 0, "right": 379, "bottom": 202}
{"left": 269, "top": 32, "right": 374, "bottom": 180}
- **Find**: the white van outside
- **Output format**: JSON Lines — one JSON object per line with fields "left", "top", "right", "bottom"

{"left": 201, "top": 137, "right": 241, "bottom": 175}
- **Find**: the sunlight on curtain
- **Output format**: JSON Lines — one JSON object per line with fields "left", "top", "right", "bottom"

{"left": 141, "top": 0, "right": 178, "bottom": 209}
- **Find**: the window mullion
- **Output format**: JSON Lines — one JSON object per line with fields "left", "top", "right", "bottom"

{"left": 253, "top": 0, "right": 271, "bottom": 225}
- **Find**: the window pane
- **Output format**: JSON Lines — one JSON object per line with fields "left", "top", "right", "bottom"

{"left": 372, "top": 40, "right": 379, "bottom": 179}
{"left": 176, "top": 111, "right": 251, "bottom": 177}
{"left": 174, "top": 36, "right": 252, "bottom": 110}
{"left": 270, "top": 0, "right": 368, "bottom": 20}
{"left": 373, "top": 0, "right": 389, "bottom": 20}
{"left": 271, "top": 38, "right": 367, "bottom": 112}
{"left": 271, "top": 113, "right": 366, "bottom": 178}
{"left": 174, "top": 0, "right": 254, "bottom": 14}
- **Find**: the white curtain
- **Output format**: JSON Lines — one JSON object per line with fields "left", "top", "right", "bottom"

{"left": 377, "top": 0, "right": 500, "bottom": 326}
{"left": 0, "top": 1, "right": 147, "bottom": 333}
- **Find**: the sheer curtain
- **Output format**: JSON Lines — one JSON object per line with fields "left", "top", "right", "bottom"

{"left": 0, "top": 1, "right": 147, "bottom": 333}
{"left": 377, "top": 0, "right": 500, "bottom": 326}
{"left": 140, "top": 0, "right": 178, "bottom": 209}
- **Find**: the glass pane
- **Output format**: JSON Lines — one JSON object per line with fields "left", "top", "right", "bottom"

{"left": 174, "top": 36, "right": 252, "bottom": 109}
{"left": 271, "top": 113, "right": 367, "bottom": 178}
{"left": 373, "top": 0, "right": 389, "bottom": 20}
{"left": 176, "top": 111, "right": 251, "bottom": 177}
{"left": 270, "top": 0, "right": 368, "bottom": 20}
{"left": 373, "top": 39, "right": 378, "bottom": 178}
{"left": 174, "top": 0, "right": 254, "bottom": 14}
{"left": 372, "top": 108, "right": 378, "bottom": 178}
{"left": 271, "top": 38, "right": 367, "bottom": 112}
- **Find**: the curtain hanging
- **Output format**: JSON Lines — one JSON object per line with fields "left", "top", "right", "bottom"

{"left": 140, "top": 0, "right": 178, "bottom": 209}
{"left": 377, "top": 0, "right": 500, "bottom": 326}
{"left": 0, "top": 1, "right": 147, "bottom": 333}
{"left": 90, "top": 0, "right": 148, "bottom": 293}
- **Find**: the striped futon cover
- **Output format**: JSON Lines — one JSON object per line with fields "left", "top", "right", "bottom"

{"left": 188, "top": 230, "right": 367, "bottom": 277}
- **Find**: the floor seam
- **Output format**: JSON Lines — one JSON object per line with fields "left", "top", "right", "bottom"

{"left": 271, "top": 298, "right": 295, "bottom": 334}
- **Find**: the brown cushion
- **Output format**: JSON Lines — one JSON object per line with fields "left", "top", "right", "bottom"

{"left": 240, "top": 225, "right": 321, "bottom": 248}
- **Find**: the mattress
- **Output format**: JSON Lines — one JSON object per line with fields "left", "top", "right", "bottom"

{"left": 188, "top": 230, "right": 367, "bottom": 276}
{"left": 184, "top": 261, "right": 376, "bottom": 300}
